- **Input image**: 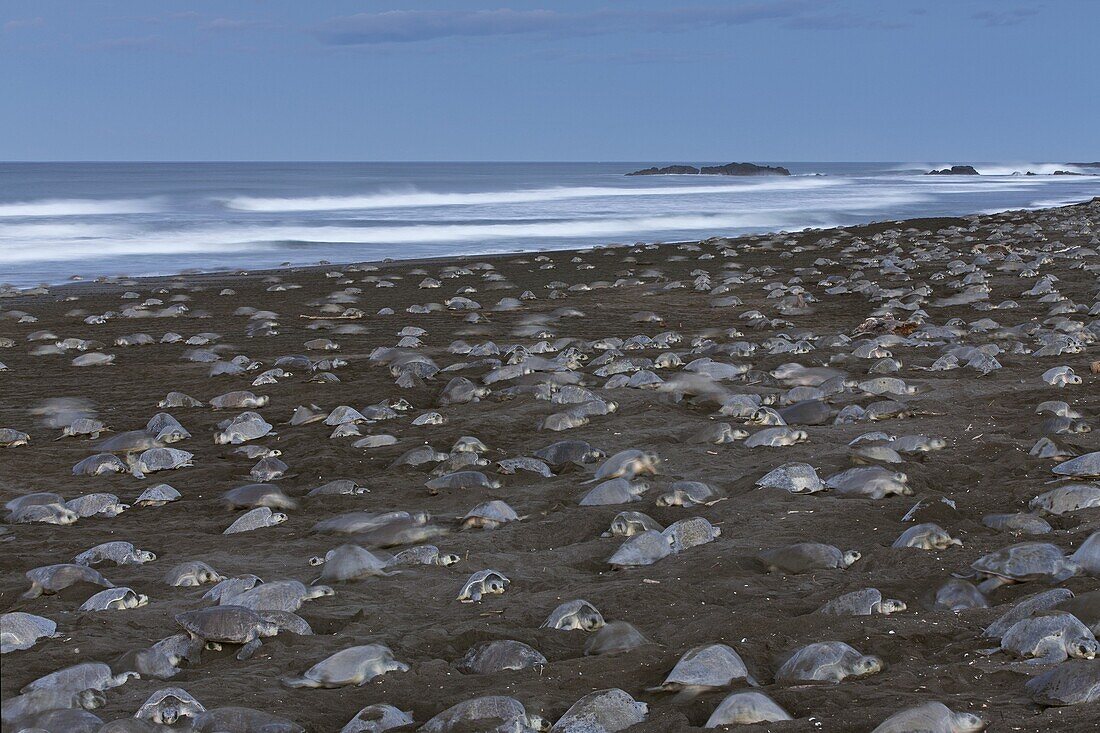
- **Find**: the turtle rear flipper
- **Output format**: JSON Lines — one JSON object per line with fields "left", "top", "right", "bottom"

{"left": 280, "top": 675, "right": 318, "bottom": 689}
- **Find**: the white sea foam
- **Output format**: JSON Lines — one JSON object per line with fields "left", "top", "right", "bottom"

{"left": 224, "top": 179, "right": 838, "bottom": 212}
{"left": 0, "top": 198, "right": 161, "bottom": 217}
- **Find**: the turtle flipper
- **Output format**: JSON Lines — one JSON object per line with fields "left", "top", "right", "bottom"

{"left": 21, "top": 582, "right": 43, "bottom": 599}
{"left": 237, "top": 638, "right": 262, "bottom": 660}
{"left": 1025, "top": 638, "right": 1067, "bottom": 665}
{"left": 280, "top": 675, "right": 317, "bottom": 689}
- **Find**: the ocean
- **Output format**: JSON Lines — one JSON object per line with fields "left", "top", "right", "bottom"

{"left": 1, "top": 161, "right": 1097, "bottom": 286}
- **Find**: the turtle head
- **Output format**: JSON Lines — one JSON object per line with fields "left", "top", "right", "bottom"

{"left": 842, "top": 550, "right": 862, "bottom": 567}
{"left": 78, "top": 689, "right": 107, "bottom": 710}
{"left": 155, "top": 702, "right": 181, "bottom": 725}
{"left": 1070, "top": 638, "right": 1099, "bottom": 659}
{"left": 526, "top": 715, "right": 551, "bottom": 732}
{"left": 258, "top": 621, "right": 280, "bottom": 637}
{"left": 58, "top": 508, "right": 80, "bottom": 525}
{"left": 606, "top": 401, "right": 618, "bottom": 413}
{"left": 879, "top": 599, "right": 907, "bottom": 615}
{"left": 136, "top": 550, "right": 157, "bottom": 563}
{"left": 486, "top": 578, "right": 506, "bottom": 594}
{"left": 308, "top": 555, "right": 327, "bottom": 567}
{"left": 853, "top": 654, "right": 884, "bottom": 677}
{"left": 113, "top": 671, "right": 141, "bottom": 686}
{"left": 410, "top": 510, "right": 431, "bottom": 525}
{"left": 950, "top": 711, "right": 988, "bottom": 733}
{"left": 437, "top": 553, "right": 461, "bottom": 566}
{"left": 793, "top": 430, "right": 809, "bottom": 442}
{"left": 308, "top": 584, "right": 335, "bottom": 599}
{"left": 928, "top": 437, "right": 947, "bottom": 450}
{"left": 214, "top": 432, "right": 230, "bottom": 445}
{"left": 134, "top": 593, "right": 150, "bottom": 608}
{"left": 270, "top": 512, "right": 289, "bottom": 525}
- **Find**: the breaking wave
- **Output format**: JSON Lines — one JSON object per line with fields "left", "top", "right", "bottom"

{"left": 0, "top": 197, "right": 161, "bottom": 217}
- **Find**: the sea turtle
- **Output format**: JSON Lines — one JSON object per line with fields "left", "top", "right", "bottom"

{"left": 817, "top": 588, "right": 907, "bottom": 616}
{"left": 549, "top": 689, "right": 646, "bottom": 733}
{"left": 21, "top": 662, "right": 137, "bottom": 694}
{"left": 129, "top": 448, "right": 193, "bottom": 477}
{"left": 890, "top": 435, "right": 947, "bottom": 454}
{"left": 775, "top": 641, "right": 884, "bottom": 683}
{"left": 249, "top": 455, "right": 289, "bottom": 481}
{"left": 663, "top": 518, "right": 720, "bottom": 553}
{"left": 419, "top": 696, "right": 547, "bottom": 733}
{"left": 871, "top": 702, "right": 986, "bottom": 733}
{"left": 970, "top": 542, "right": 1079, "bottom": 593}
{"left": 23, "top": 564, "right": 114, "bottom": 599}
{"left": 584, "top": 621, "right": 650, "bottom": 656}
{"left": 282, "top": 644, "right": 408, "bottom": 688}
{"left": 74, "top": 541, "right": 155, "bottom": 566}
{"left": 496, "top": 457, "right": 554, "bottom": 477}
{"left": 580, "top": 478, "right": 647, "bottom": 506}
{"left": 0, "top": 428, "right": 30, "bottom": 447}
{"left": 224, "top": 506, "right": 287, "bottom": 534}
{"left": 744, "top": 427, "right": 809, "bottom": 448}
{"left": 982, "top": 612, "right": 1098, "bottom": 663}
{"left": 1, "top": 688, "right": 104, "bottom": 728}
{"left": 72, "top": 453, "right": 128, "bottom": 476}
{"left": 223, "top": 483, "right": 298, "bottom": 510}
{"left": 425, "top": 471, "right": 501, "bottom": 491}
{"left": 1052, "top": 451, "right": 1100, "bottom": 478}
{"left": 655, "top": 481, "right": 721, "bottom": 507}
{"left": 307, "top": 479, "right": 368, "bottom": 497}
{"left": 223, "top": 580, "right": 334, "bottom": 612}
{"left": 340, "top": 704, "right": 414, "bottom": 733}
{"left": 533, "top": 440, "right": 604, "bottom": 467}
{"left": 608, "top": 530, "right": 672, "bottom": 569}
{"left": 457, "top": 569, "right": 509, "bottom": 602}
{"left": 687, "top": 422, "right": 748, "bottom": 444}
{"left": 65, "top": 493, "right": 128, "bottom": 518}
{"left": 825, "top": 467, "right": 911, "bottom": 499}
{"left": 134, "top": 687, "right": 206, "bottom": 726}
{"left": 8, "top": 502, "right": 79, "bottom": 525}
{"left": 314, "top": 544, "right": 395, "bottom": 582}
{"left": 211, "top": 391, "right": 269, "bottom": 410}
{"left": 95, "top": 430, "right": 161, "bottom": 454}
{"left": 759, "top": 543, "right": 861, "bottom": 573}
{"left": 649, "top": 644, "right": 757, "bottom": 695}
{"left": 983, "top": 589, "right": 1076, "bottom": 638}
{"left": 1042, "top": 366, "right": 1081, "bottom": 387}
{"left": 1029, "top": 484, "right": 1100, "bottom": 515}
{"left": 1025, "top": 659, "right": 1100, "bottom": 705}
{"left": 704, "top": 692, "right": 793, "bottom": 727}
{"left": 756, "top": 462, "right": 824, "bottom": 494}
{"left": 601, "top": 511, "right": 664, "bottom": 537}
{"left": 135, "top": 484, "right": 181, "bottom": 507}
{"left": 159, "top": 392, "right": 203, "bottom": 408}
{"left": 458, "top": 640, "right": 547, "bottom": 674}
{"left": 1069, "top": 531, "right": 1100, "bottom": 576}
{"left": 215, "top": 412, "right": 274, "bottom": 444}
{"left": 79, "top": 587, "right": 149, "bottom": 612}
{"left": 7, "top": 707, "right": 105, "bottom": 733}
{"left": 588, "top": 449, "right": 660, "bottom": 482}
{"left": 175, "top": 605, "right": 279, "bottom": 661}
{"left": 778, "top": 399, "right": 837, "bottom": 426}
{"left": 981, "top": 513, "right": 1052, "bottom": 535}
{"left": 389, "top": 545, "right": 461, "bottom": 567}
{"left": 191, "top": 707, "right": 305, "bottom": 733}
{"left": 202, "top": 575, "right": 263, "bottom": 603}
{"left": 462, "top": 500, "right": 519, "bottom": 530}
{"left": 892, "top": 523, "right": 963, "bottom": 550}
{"left": 542, "top": 600, "right": 605, "bottom": 631}
{"left": 1, "top": 612, "right": 58, "bottom": 653}
{"left": 163, "top": 561, "right": 224, "bottom": 587}
{"left": 934, "top": 579, "right": 989, "bottom": 612}
{"left": 59, "top": 417, "right": 109, "bottom": 439}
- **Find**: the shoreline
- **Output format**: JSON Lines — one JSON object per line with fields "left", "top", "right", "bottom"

{"left": 6, "top": 198, "right": 1097, "bottom": 298}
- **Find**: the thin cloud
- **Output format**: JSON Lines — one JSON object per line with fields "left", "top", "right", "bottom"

{"left": 313, "top": 2, "right": 889, "bottom": 46}
{"left": 3, "top": 17, "right": 44, "bottom": 32}
{"left": 972, "top": 8, "right": 1040, "bottom": 27}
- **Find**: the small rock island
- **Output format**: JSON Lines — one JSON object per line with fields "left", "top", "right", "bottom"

{"left": 626, "top": 162, "right": 791, "bottom": 177}
{"left": 926, "top": 165, "right": 980, "bottom": 175}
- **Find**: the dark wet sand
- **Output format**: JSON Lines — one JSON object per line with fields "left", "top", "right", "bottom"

{"left": 1, "top": 200, "right": 1098, "bottom": 731}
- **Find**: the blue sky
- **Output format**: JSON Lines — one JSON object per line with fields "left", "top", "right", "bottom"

{"left": 1, "top": 1, "right": 1096, "bottom": 161}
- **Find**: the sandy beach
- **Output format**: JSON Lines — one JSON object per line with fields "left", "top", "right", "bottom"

{"left": 1, "top": 200, "right": 1098, "bottom": 731}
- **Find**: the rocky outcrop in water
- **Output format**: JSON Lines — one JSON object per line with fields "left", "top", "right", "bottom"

{"left": 926, "top": 165, "right": 979, "bottom": 175}
{"left": 627, "top": 162, "right": 790, "bottom": 177}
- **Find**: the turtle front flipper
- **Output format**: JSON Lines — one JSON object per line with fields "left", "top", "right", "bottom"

{"left": 21, "top": 582, "right": 44, "bottom": 599}
{"left": 1026, "top": 638, "right": 1068, "bottom": 665}
{"left": 280, "top": 675, "right": 318, "bottom": 688}
{"left": 976, "top": 576, "right": 1008, "bottom": 594}
{"left": 237, "top": 638, "right": 262, "bottom": 660}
